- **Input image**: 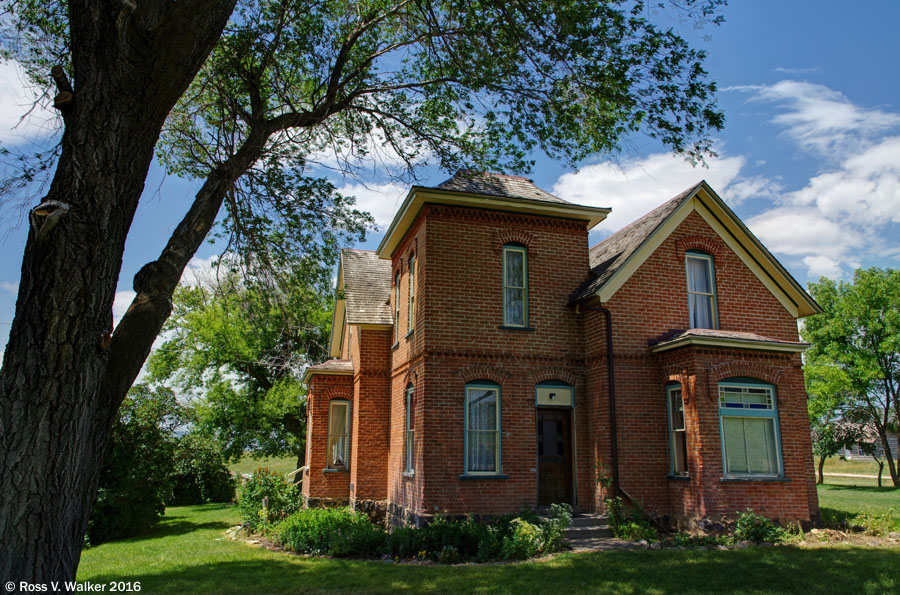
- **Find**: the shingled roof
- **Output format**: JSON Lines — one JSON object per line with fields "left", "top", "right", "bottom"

{"left": 434, "top": 170, "right": 570, "bottom": 204}
{"left": 570, "top": 182, "right": 703, "bottom": 303}
{"left": 341, "top": 249, "right": 392, "bottom": 325}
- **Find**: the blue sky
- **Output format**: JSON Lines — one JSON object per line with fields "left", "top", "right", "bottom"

{"left": 2, "top": 1, "right": 900, "bottom": 356}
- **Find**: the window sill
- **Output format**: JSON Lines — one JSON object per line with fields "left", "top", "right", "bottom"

{"left": 459, "top": 474, "right": 509, "bottom": 481}
{"left": 498, "top": 325, "right": 535, "bottom": 332}
{"left": 667, "top": 474, "right": 690, "bottom": 481}
{"left": 323, "top": 468, "right": 349, "bottom": 474}
{"left": 402, "top": 471, "right": 415, "bottom": 479}
{"left": 405, "top": 329, "right": 415, "bottom": 338}
{"left": 391, "top": 342, "right": 399, "bottom": 350}
{"left": 720, "top": 476, "right": 789, "bottom": 483}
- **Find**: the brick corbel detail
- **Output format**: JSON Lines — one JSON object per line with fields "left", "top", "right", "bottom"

{"left": 458, "top": 364, "right": 510, "bottom": 385}
{"left": 494, "top": 229, "right": 535, "bottom": 254}
{"left": 528, "top": 367, "right": 579, "bottom": 386}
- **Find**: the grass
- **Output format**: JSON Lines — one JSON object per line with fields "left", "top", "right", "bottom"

{"left": 77, "top": 490, "right": 900, "bottom": 594}
{"left": 228, "top": 454, "right": 298, "bottom": 477}
{"left": 822, "top": 457, "right": 883, "bottom": 476}
{"left": 817, "top": 483, "right": 900, "bottom": 532}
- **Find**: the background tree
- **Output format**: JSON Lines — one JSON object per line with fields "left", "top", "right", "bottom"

{"left": 0, "top": 0, "right": 726, "bottom": 582}
{"left": 803, "top": 268, "right": 900, "bottom": 487}
{"left": 806, "top": 361, "right": 865, "bottom": 484}
{"left": 146, "top": 254, "right": 347, "bottom": 473}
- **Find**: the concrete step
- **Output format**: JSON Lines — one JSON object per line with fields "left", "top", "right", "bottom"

{"left": 570, "top": 514, "right": 608, "bottom": 528}
{"left": 565, "top": 527, "right": 614, "bottom": 539}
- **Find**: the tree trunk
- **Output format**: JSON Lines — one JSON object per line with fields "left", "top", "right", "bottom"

{"left": 817, "top": 457, "right": 825, "bottom": 485}
{"left": 878, "top": 434, "right": 900, "bottom": 487}
{"left": 877, "top": 461, "right": 884, "bottom": 487}
{"left": 0, "top": 0, "right": 236, "bottom": 585}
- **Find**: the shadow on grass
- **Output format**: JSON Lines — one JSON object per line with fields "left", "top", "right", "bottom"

{"left": 84, "top": 546, "right": 900, "bottom": 594}
{"left": 820, "top": 484, "right": 899, "bottom": 493}
{"left": 95, "top": 506, "right": 235, "bottom": 545}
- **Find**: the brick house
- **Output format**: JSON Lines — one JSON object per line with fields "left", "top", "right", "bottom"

{"left": 300, "top": 171, "right": 822, "bottom": 528}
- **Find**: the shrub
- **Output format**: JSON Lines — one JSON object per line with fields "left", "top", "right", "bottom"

{"left": 541, "top": 503, "right": 573, "bottom": 552}
{"left": 604, "top": 496, "right": 658, "bottom": 542}
{"left": 277, "top": 507, "right": 385, "bottom": 557}
{"left": 238, "top": 467, "right": 302, "bottom": 532}
{"left": 168, "top": 433, "right": 234, "bottom": 505}
{"left": 733, "top": 510, "right": 786, "bottom": 544}
{"left": 88, "top": 385, "right": 178, "bottom": 544}
{"left": 500, "top": 518, "right": 543, "bottom": 559}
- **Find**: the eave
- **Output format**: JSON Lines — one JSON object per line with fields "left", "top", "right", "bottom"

{"left": 649, "top": 335, "right": 810, "bottom": 354}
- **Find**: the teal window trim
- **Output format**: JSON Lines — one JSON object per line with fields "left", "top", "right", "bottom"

{"left": 464, "top": 381, "right": 502, "bottom": 476}
{"left": 405, "top": 384, "right": 415, "bottom": 474}
{"left": 393, "top": 272, "right": 401, "bottom": 345}
{"left": 326, "top": 399, "right": 351, "bottom": 470}
{"left": 717, "top": 379, "right": 784, "bottom": 479}
{"left": 666, "top": 384, "right": 688, "bottom": 476}
{"left": 502, "top": 244, "right": 528, "bottom": 328}
{"left": 408, "top": 254, "right": 416, "bottom": 331}
{"left": 685, "top": 250, "right": 719, "bottom": 329}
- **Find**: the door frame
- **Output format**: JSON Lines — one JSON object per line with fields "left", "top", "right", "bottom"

{"left": 535, "top": 381, "right": 577, "bottom": 507}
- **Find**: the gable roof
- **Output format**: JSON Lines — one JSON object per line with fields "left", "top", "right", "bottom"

{"left": 328, "top": 249, "right": 392, "bottom": 357}
{"left": 376, "top": 170, "right": 609, "bottom": 258}
{"left": 570, "top": 181, "right": 822, "bottom": 318}
{"left": 436, "top": 170, "right": 570, "bottom": 203}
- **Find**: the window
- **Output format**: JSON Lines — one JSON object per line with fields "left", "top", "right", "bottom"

{"left": 718, "top": 381, "right": 782, "bottom": 477}
{"left": 685, "top": 251, "right": 717, "bottom": 329}
{"left": 503, "top": 245, "right": 528, "bottom": 327}
{"left": 667, "top": 385, "right": 688, "bottom": 476}
{"left": 405, "top": 384, "right": 415, "bottom": 474}
{"left": 408, "top": 254, "right": 416, "bottom": 332}
{"left": 393, "top": 271, "right": 400, "bottom": 344}
{"left": 327, "top": 400, "right": 350, "bottom": 469}
{"left": 465, "top": 382, "right": 501, "bottom": 474}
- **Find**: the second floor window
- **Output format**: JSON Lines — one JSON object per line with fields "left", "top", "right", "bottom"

{"left": 686, "top": 251, "right": 717, "bottom": 329}
{"left": 408, "top": 254, "right": 416, "bottom": 332}
{"left": 503, "top": 245, "right": 528, "bottom": 327}
{"left": 394, "top": 271, "right": 400, "bottom": 344}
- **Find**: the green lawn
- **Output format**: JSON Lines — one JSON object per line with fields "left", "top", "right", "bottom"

{"left": 817, "top": 483, "right": 900, "bottom": 531}
{"left": 822, "top": 457, "right": 883, "bottom": 476}
{"left": 78, "top": 492, "right": 900, "bottom": 594}
{"left": 228, "top": 454, "right": 298, "bottom": 477}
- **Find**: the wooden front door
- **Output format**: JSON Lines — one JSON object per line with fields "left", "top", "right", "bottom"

{"left": 537, "top": 409, "right": 573, "bottom": 506}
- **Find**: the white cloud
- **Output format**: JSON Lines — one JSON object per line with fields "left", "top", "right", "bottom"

{"left": 337, "top": 181, "right": 408, "bottom": 230}
{"left": 0, "top": 281, "right": 18, "bottom": 296}
{"left": 802, "top": 256, "right": 842, "bottom": 279}
{"left": 773, "top": 66, "right": 821, "bottom": 75}
{"left": 112, "top": 290, "right": 136, "bottom": 327}
{"left": 745, "top": 206, "right": 865, "bottom": 262}
{"left": 553, "top": 152, "right": 758, "bottom": 233}
{"left": 0, "top": 60, "right": 57, "bottom": 146}
{"left": 731, "top": 80, "right": 900, "bottom": 156}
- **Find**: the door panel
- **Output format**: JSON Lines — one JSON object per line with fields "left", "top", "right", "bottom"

{"left": 537, "top": 409, "right": 573, "bottom": 506}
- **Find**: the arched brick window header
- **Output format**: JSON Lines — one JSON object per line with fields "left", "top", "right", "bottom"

{"left": 708, "top": 362, "right": 784, "bottom": 386}
{"left": 458, "top": 364, "right": 510, "bottom": 385}
{"left": 320, "top": 386, "right": 352, "bottom": 402}
{"left": 675, "top": 234, "right": 723, "bottom": 263}
{"left": 494, "top": 229, "right": 535, "bottom": 254}
{"left": 529, "top": 367, "right": 579, "bottom": 386}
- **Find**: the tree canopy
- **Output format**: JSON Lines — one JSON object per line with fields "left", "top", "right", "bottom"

{"left": 0, "top": 0, "right": 727, "bottom": 583}
{"left": 803, "top": 268, "right": 900, "bottom": 487}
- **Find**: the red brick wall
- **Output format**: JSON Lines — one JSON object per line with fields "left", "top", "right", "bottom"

{"left": 350, "top": 327, "right": 392, "bottom": 504}
{"left": 303, "top": 374, "right": 353, "bottom": 503}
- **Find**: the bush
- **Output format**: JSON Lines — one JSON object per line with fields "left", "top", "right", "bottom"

{"left": 733, "top": 510, "right": 786, "bottom": 544}
{"left": 604, "top": 496, "right": 658, "bottom": 542}
{"left": 500, "top": 518, "right": 543, "bottom": 559}
{"left": 277, "top": 507, "right": 385, "bottom": 557}
{"left": 88, "top": 385, "right": 178, "bottom": 544}
{"left": 238, "top": 468, "right": 302, "bottom": 532}
{"left": 168, "top": 433, "right": 234, "bottom": 505}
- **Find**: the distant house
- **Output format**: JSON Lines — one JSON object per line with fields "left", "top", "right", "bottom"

{"left": 300, "top": 171, "right": 822, "bottom": 528}
{"left": 841, "top": 432, "right": 900, "bottom": 462}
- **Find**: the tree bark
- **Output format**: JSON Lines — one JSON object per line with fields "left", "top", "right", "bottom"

{"left": 0, "top": 0, "right": 236, "bottom": 585}
{"left": 817, "top": 457, "right": 825, "bottom": 485}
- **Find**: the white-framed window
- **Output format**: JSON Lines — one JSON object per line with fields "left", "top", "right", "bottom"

{"left": 408, "top": 254, "right": 416, "bottom": 332}
{"left": 465, "top": 382, "right": 501, "bottom": 474}
{"left": 393, "top": 271, "right": 400, "bottom": 344}
{"left": 685, "top": 251, "right": 717, "bottom": 329}
{"left": 327, "top": 400, "right": 350, "bottom": 469}
{"left": 667, "top": 385, "right": 688, "bottom": 476}
{"left": 405, "top": 384, "right": 415, "bottom": 474}
{"left": 718, "top": 381, "right": 782, "bottom": 477}
{"left": 503, "top": 244, "right": 528, "bottom": 327}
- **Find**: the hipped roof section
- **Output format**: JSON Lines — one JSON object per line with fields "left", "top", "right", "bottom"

{"left": 376, "top": 170, "right": 610, "bottom": 258}
{"left": 570, "top": 181, "right": 822, "bottom": 318}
